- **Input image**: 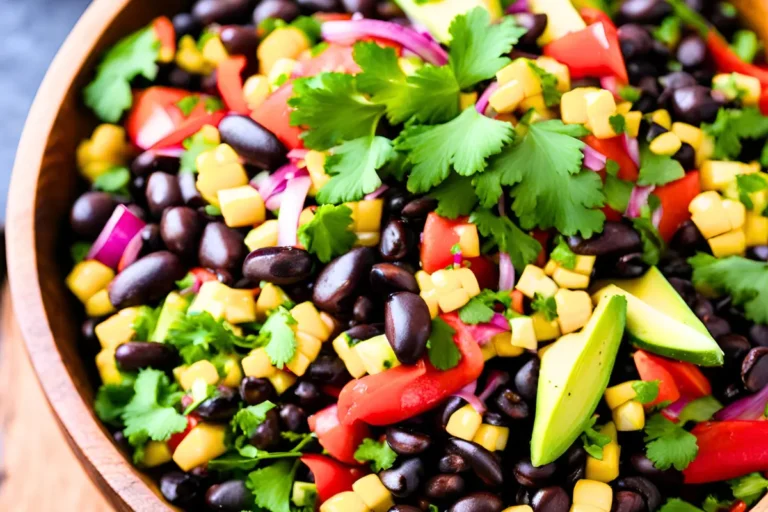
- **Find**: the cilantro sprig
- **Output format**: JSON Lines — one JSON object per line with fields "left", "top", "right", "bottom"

{"left": 297, "top": 204, "right": 357, "bottom": 262}
{"left": 260, "top": 307, "right": 298, "bottom": 369}
{"left": 632, "top": 380, "right": 660, "bottom": 405}
{"left": 702, "top": 107, "right": 768, "bottom": 161}
{"left": 316, "top": 136, "right": 395, "bottom": 204}
{"left": 121, "top": 369, "right": 187, "bottom": 445}
{"left": 354, "top": 438, "right": 398, "bottom": 472}
{"left": 531, "top": 293, "right": 558, "bottom": 321}
{"left": 458, "top": 289, "right": 513, "bottom": 325}
{"left": 581, "top": 416, "right": 611, "bottom": 460}
{"left": 470, "top": 208, "right": 541, "bottom": 270}
{"left": 427, "top": 317, "right": 461, "bottom": 370}
{"left": 167, "top": 312, "right": 245, "bottom": 364}
{"left": 644, "top": 413, "right": 698, "bottom": 471}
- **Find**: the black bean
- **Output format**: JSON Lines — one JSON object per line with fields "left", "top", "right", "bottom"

{"left": 439, "top": 454, "right": 469, "bottom": 474}
{"left": 627, "top": 61, "right": 658, "bottom": 85}
{"left": 565, "top": 444, "right": 587, "bottom": 469}
{"left": 742, "top": 347, "right": 768, "bottom": 391}
{"left": 637, "top": 76, "right": 660, "bottom": 99}
{"left": 658, "top": 252, "right": 691, "bottom": 278}
{"left": 717, "top": 334, "right": 752, "bottom": 366}
{"left": 425, "top": 474, "right": 465, "bottom": 500}
{"left": 610, "top": 252, "right": 648, "bottom": 279}
{"left": 160, "top": 471, "right": 202, "bottom": 506}
{"left": 629, "top": 453, "right": 683, "bottom": 486}
{"left": 342, "top": 0, "right": 376, "bottom": 16}
{"left": 677, "top": 34, "right": 708, "bottom": 69}
{"left": 619, "top": 0, "right": 671, "bottom": 23}
{"left": 449, "top": 492, "right": 504, "bottom": 512}
{"left": 514, "top": 457, "right": 557, "bottom": 488}
{"left": 673, "top": 143, "right": 696, "bottom": 171}
{"left": 70, "top": 192, "right": 118, "bottom": 238}
{"left": 206, "top": 480, "right": 252, "bottom": 511}
{"left": 297, "top": 0, "right": 340, "bottom": 12}
{"left": 531, "top": 486, "right": 570, "bottom": 512}
{"left": 379, "top": 458, "right": 424, "bottom": 498}
{"left": 192, "top": 0, "right": 254, "bottom": 25}
{"left": 671, "top": 85, "right": 722, "bottom": 125}
{"left": 307, "top": 354, "right": 350, "bottom": 386}
{"left": 494, "top": 388, "right": 529, "bottom": 420}
{"left": 240, "top": 377, "right": 276, "bottom": 405}
{"left": 514, "top": 13, "right": 548, "bottom": 47}
{"left": 705, "top": 315, "right": 731, "bottom": 338}
{"left": 516, "top": 487, "right": 532, "bottom": 506}
{"left": 385, "top": 292, "right": 432, "bottom": 365}
{"left": 613, "top": 490, "right": 646, "bottom": 512}
{"left": 198, "top": 222, "right": 246, "bottom": 272}
{"left": 131, "top": 150, "right": 180, "bottom": 176}
{"left": 748, "top": 245, "right": 768, "bottom": 262}
{"left": 693, "top": 297, "right": 714, "bottom": 321}
{"left": 658, "top": 71, "right": 698, "bottom": 105}
{"left": 253, "top": 0, "right": 300, "bottom": 25}
{"left": 570, "top": 222, "right": 642, "bottom": 257}
{"left": 160, "top": 206, "right": 203, "bottom": 257}
{"left": 167, "top": 67, "right": 202, "bottom": 91}
{"left": 667, "top": 277, "right": 695, "bottom": 305}
{"left": 178, "top": 172, "right": 205, "bottom": 207}
{"left": 619, "top": 24, "right": 653, "bottom": 60}
{"left": 249, "top": 409, "right": 281, "bottom": 449}
{"left": 644, "top": 122, "right": 669, "bottom": 144}
{"left": 670, "top": 220, "right": 708, "bottom": 255}
{"left": 243, "top": 247, "right": 313, "bottom": 285}
{"left": 279, "top": 404, "right": 307, "bottom": 432}
{"left": 127, "top": 205, "right": 148, "bottom": 222}
{"left": 112, "top": 430, "right": 130, "bottom": 453}
{"left": 616, "top": 477, "right": 662, "bottom": 511}
{"left": 380, "top": 219, "right": 411, "bottom": 261}
{"left": 750, "top": 324, "right": 768, "bottom": 347}
{"left": 172, "top": 12, "right": 201, "bottom": 40}
{"left": 565, "top": 465, "right": 585, "bottom": 489}
{"left": 386, "top": 427, "right": 432, "bottom": 456}
{"left": 293, "top": 381, "right": 323, "bottom": 410}
{"left": 388, "top": 506, "right": 422, "bottom": 512}
{"left": 353, "top": 296, "right": 374, "bottom": 324}
{"left": 312, "top": 247, "right": 376, "bottom": 314}
{"left": 196, "top": 391, "right": 241, "bottom": 422}
{"left": 145, "top": 172, "right": 183, "bottom": 219}
{"left": 115, "top": 342, "right": 179, "bottom": 371}
{"left": 219, "top": 115, "right": 287, "bottom": 170}
{"left": 711, "top": 1, "right": 739, "bottom": 36}
{"left": 401, "top": 197, "right": 437, "bottom": 219}
{"left": 484, "top": 411, "right": 507, "bottom": 427}
{"left": 445, "top": 438, "right": 503, "bottom": 487}
{"left": 108, "top": 251, "right": 185, "bottom": 308}
{"left": 219, "top": 25, "right": 259, "bottom": 56}
{"left": 346, "top": 323, "right": 384, "bottom": 343}
{"left": 372, "top": 263, "right": 419, "bottom": 295}
{"left": 82, "top": 318, "right": 101, "bottom": 352}
{"left": 139, "top": 224, "right": 165, "bottom": 255}
{"left": 515, "top": 358, "right": 540, "bottom": 402}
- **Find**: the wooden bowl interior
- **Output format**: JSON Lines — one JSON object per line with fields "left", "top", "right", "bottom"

{"left": 6, "top": 0, "right": 768, "bottom": 510}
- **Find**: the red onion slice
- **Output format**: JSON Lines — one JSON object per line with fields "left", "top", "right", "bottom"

{"left": 625, "top": 185, "right": 655, "bottom": 219}
{"left": 506, "top": 0, "right": 529, "bottom": 14}
{"left": 479, "top": 370, "right": 510, "bottom": 402}
{"left": 277, "top": 177, "right": 312, "bottom": 247}
{"left": 583, "top": 145, "right": 608, "bottom": 171}
{"left": 715, "top": 384, "right": 768, "bottom": 421}
{"left": 116, "top": 232, "right": 144, "bottom": 272}
{"left": 498, "top": 252, "right": 515, "bottom": 290}
{"left": 476, "top": 82, "right": 500, "bottom": 116}
{"left": 451, "top": 381, "right": 486, "bottom": 415}
{"left": 622, "top": 134, "right": 640, "bottom": 167}
{"left": 364, "top": 184, "right": 389, "bottom": 200}
{"left": 87, "top": 205, "right": 146, "bottom": 269}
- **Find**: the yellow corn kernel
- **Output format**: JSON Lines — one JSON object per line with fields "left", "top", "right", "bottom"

{"left": 415, "top": 271, "right": 434, "bottom": 291}
{"left": 616, "top": 102, "right": 632, "bottom": 115}
{"left": 690, "top": 191, "right": 732, "bottom": 239}
{"left": 258, "top": 27, "right": 310, "bottom": 76}
{"left": 66, "top": 260, "right": 115, "bottom": 303}
{"left": 77, "top": 124, "right": 130, "bottom": 177}
{"left": 722, "top": 199, "right": 747, "bottom": 230}
{"left": 613, "top": 400, "right": 645, "bottom": 432}
{"left": 745, "top": 212, "right": 768, "bottom": 246}
{"left": 503, "top": 507, "right": 534, "bottom": 512}
{"left": 255, "top": 283, "right": 290, "bottom": 320}
{"left": 623, "top": 111, "right": 642, "bottom": 138}
{"left": 268, "top": 58, "right": 297, "bottom": 88}
{"left": 535, "top": 56, "right": 571, "bottom": 92}
{"left": 649, "top": 132, "right": 682, "bottom": 156}
{"left": 319, "top": 491, "right": 370, "bottom": 512}
{"left": 243, "top": 74, "right": 270, "bottom": 110}
{"left": 460, "top": 92, "right": 478, "bottom": 111}
{"left": 85, "top": 289, "right": 116, "bottom": 317}
{"left": 586, "top": 442, "right": 620, "bottom": 483}
{"left": 218, "top": 186, "right": 266, "bottom": 228}
{"left": 496, "top": 59, "right": 541, "bottom": 96}
{"left": 438, "top": 288, "right": 471, "bottom": 313}
{"left": 173, "top": 423, "right": 228, "bottom": 472}
{"left": 697, "top": 134, "right": 715, "bottom": 168}
{"left": 431, "top": 269, "right": 460, "bottom": 292}
{"left": 446, "top": 404, "right": 483, "bottom": 441}
{"left": 333, "top": 334, "right": 367, "bottom": 379}
{"left": 473, "top": 424, "right": 510, "bottom": 452}
{"left": 529, "top": 0, "right": 586, "bottom": 44}
{"left": 605, "top": 381, "right": 638, "bottom": 410}
{"left": 709, "top": 229, "right": 746, "bottom": 257}
{"left": 352, "top": 475, "right": 394, "bottom": 512}
{"left": 493, "top": 331, "right": 526, "bottom": 357}
{"left": 269, "top": 371, "right": 297, "bottom": 395}
{"left": 354, "top": 335, "right": 399, "bottom": 375}
{"left": 95, "top": 307, "right": 140, "bottom": 349}
{"left": 481, "top": 340, "right": 498, "bottom": 361}
{"left": 561, "top": 87, "right": 600, "bottom": 125}
{"left": 319, "top": 312, "right": 336, "bottom": 339}
{"left": 574, "top": 255, "right": 597, "bottom": 276}
{"left": 516, "top": 265, "right": 559, "bottom": 299}
{"left": 555, "top": 289, "right": 593, "bottom": 335}
{"left": 454, "top": 268, "right": 481, "bottom": 297}
{"left": 552, "top": 267, "right": 590, "bottom": 289}
{"left": 201, "top": 36, "right": 229, "bottom": 67}
{"left": 713, "top": 72, "right": 761, "bottom": 105}
{"left": 510, "top": 316, "right": 537, "bottom": 350}
{"left": 142, "top": 441, "right": 172, "bottom": 468}
{"left": 355, "top": 232, "right": 380, "bottom": 247}
{"left": 245, "top": 219, "right": 279, "bottom": 252}
{"left": 531, "top": 311, "right": 561, "bottom": 341}
{"left": 95, "top": 348, "right": 121, "bottom": 385}
{"left": 585, "top": 90, "right": 618, "bottom": 139}
{"left": 305, "top": 150, "right": 330, "bottom": 195}
{"left": 221, "top": 356, "right": 243, "bottom": 388}
{"left": 180, "top": 360, "right": 220, "bottom": 391}
{"left": 573, "top": 479, "right": 613, "bottom": 511}
{"left": 454, "top": 224, "right": 480, "bottom": 258}
{"left": 421, "top": 290, "right": 439, "bottom": 319}
{"left": 175, "top": 35, "right": 211, "bottom": 74}
{"left": 189, "top": 280, "right": 256, "bottom": 324}
{"left": 354, "top": 199, "right": 384, "bottom": 233}
{"left": 672, "top": 122, "right": 703, "bottom": 152}
{"left": 489, "top": 79, "right": 526, "bottom": 114}
{"left": 286, "top": 351, "right": 312, "bottom": 377}
{"left": 292, "top": 302, "right": 331, "bottom": 342}
{"left": 519, "top": 94, "right": 554, "bottom": 119}
{"left": 543, "top": 259, "right": 559, "bottom": 276}
{"left": 700, "top": 160, "right": 751, "bottom": 191}
{"left": 651, "top": 109, "right": 672, "bottom": 130}
{"left": 296, "top": 331, "right": 323, "bottom": 361}
{"left": 242, "top": 348, "right": 277, "bottom": 378}
{"left": 196, "top": 144, "right": 249, "bottom": 206}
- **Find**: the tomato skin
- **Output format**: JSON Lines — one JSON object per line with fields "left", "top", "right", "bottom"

{"left": 760, "top": 89, "right": 768, "bottom": 116}
{"left": 217, "top": 56, "right": 250, "bottom": 115}
{"left": 654, "top": 171, "right": 701, "bottom": 242}
{"left": 633, "top": 350, "right": 681, "bottom": 407}
{"left": 167, "top": 414, "right": 200, "bottom": 453}
{"left": 300, "top": 454, "right": 367, "bottom": 504}
{"left": 544, "top": 22, "right": 628, "bottom": 84}
{"left": 707, "top": 31, "right": 768, "bottom": 87}
{"left": 584, "top": 135, "right": 639, "bottom": 182}
{"left": 308, "top": 404, "right": 370, "bottom": 465}
{"left": 645, "top": 351, "right": 711, "bottom": 399}
{"left": 684, "top": 421, "right": 768, "bottom": 483}
{"left": 579, "top": 7, "right": 616, "bottom": 30}
{"left": 251, "top": 83, "right": 303, "bottom": 150}
{"left": 125, "top": 87, "right": 189, "bottom": 148}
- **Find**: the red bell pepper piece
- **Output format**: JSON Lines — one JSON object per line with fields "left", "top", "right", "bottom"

{"left": 190, "top": 267, "right": 218, "bottom": 284}
{"left": 579, "top": 7, "right": 616, "bottom": 31}
{"left": 217, "top": 56, "right": 251, "bottom": 115}
{"left": 707, "top": 32, "right": 768, "bottom": 87}
{"left": 126, "top": 87, "right": 189, "bottom": 149}
{"left": 307, "top": 404, "right": 370, "bottom": 465}
{"left": 761, "top": 89, "right": 768, "bottom": 116}
{"left": 167, "top": 414, "right": 200, "bottom": 453}
{"left": 300, "top": 454, "right": 367, "bottom": 504}
{"left": 152, "top": 16, "right": 176, "bottom": 63}
{"left": 654, "top": 171, "right": 701, "bottom": 242}
{"left": 654, "top": 355, "right": 711, "bottom": 399}
{"left": 584, "top": 135, "right": 639, "bottom": 182}
{"left": 634, "top": 350, "right": 681, "bottom": 407}
{"left": 251, "top": 82, "right": 303, "bottom": 150}
{"left": 511, "top": 290, "right": 525, "bottom": 315}
{"left": 543, "top": 22, "right": 628, "bottom": 84}
{"left": 337, "top": 312, "right": 485, "bottom": 426}
{"left": 730, "top": 501, "right": 747, "bottom": 512}
{"left": 150, "top": 110, "right": 227, "bottom": 149}
{"left": 684, "top": 421, "right": 768, "bottom": 483}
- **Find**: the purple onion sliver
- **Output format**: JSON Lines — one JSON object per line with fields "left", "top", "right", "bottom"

{"left": 277, "top": 176, "right": 312, "bottom": 247}
{"left": 489, "top": 313, "right": 511, "bottom": 331}
{"left": 453, "top": 250, "right": 463, "bottom": 267}
{"left": 622, "top": 134, "right": 640, "bottom": 167}
{"left": 652, "top": 204, "right": 664, "bottom": 229}
{"left": 265, "top": 192, "right": 284, "bottom": 211}
{"left": 479, "top": 370, "right": 511, "bottom": 403}
{"left": 506, "top": 0, "right": 529, "bottom": 14}
{"left": 582, "top": 145, "right": 608, "bottom": 171}
{"left": 625, "top": 185, "right": 655, "bottom": 219}
{"left": 476, "top": 82, "right": 500, "bottom": 116}
{"left": 286, "top": 148, "right": 309, "bottom": 161}
{"left": 465, "top": 323, "right": 508, "bottom": 346}
{"left": 87, "top": 205, "right": 146, "bottom": 269}
{"left": 118, "top": 231, "right": 144, "bottom": 271}
{"left": 714, "top": 383, "right": 768, "bottom": 421}
{"left": 364, "top": 184, "right": 390, "bottom": 200}
{"left": 498, "top": 252, "right": 515, "bottom": 290}
{"left": 452, "top": 381, "right": 486, "bottom": 415}
{"left": 662, "top": 397, "right": 690, "bottom": 420}
{"left": 257, "top": 162, "right": 299, "bottom": 199}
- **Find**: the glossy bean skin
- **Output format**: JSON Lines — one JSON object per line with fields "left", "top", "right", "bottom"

{"left": 671, "top": 85, "right": 722, "bottom": 125}
{"left": 172, "top": 12, "right": 201, "bottom": 39}
{"left": 342, "top": 0, "right": 377, "bottom": 16}
{"left": 108, "top": 251, "right": 186, "bottom": 308}
{"left": 677, "top": 34, "right": 708, "bottom": 69}
{"left": 131, "top": 151, "right": 180, "bottom": 177}
{"left": 629, "top": 454, "right": 683, "bottom": 486}
{"left": 205, "top": 480, "right": 252, "bottom": 511}
{"left": 379, "top": 219, "right": 412, "bottom": 261}
{"left": 346, "top": 324, "right": 384, "bottom": 342}
{"left": 570, "top": 222, "right": 642, "bottom": 257}
{"left": 219, "top": 25, "right": 259, "bottom": 56}
{"left": 445, "top": 438, "right": 503, "bottom": 487}
{"left": 717, "top": 334, "right": 751, "bottom": 367}
{"left": 742, "top": 347, "right": 768, "bottom": 392}
{"left": 386, "top": 427, "right": 432, "bottom": 456}
{"left": 425, "top": 474, "right": 465, "bottom": 500}
{"left": 240, "top": 377, "right": 277, "bottom": 405}
{"left": 293, "top": 381, "right": 325, "bottom": 411}
{"left": 219, "top": 115, "right": 287, "bottom": 170}
{"left": 196, "top": 389, "right": 241, "bottom": 422}
{"left": 379, "top": 458, "right": 424, "bottom": 498}
{"left": 388, "top": 506, "right": 422, "bottom": 512}
{"left": 401, "top": 197, "right": 437, "bottom": 219}
{"left": 371, "top": 263, "right": 419, "bottom": 295}
{"left": 70, "top": 192, "right": 118, "bottom": 238}
{"left": 750, "top": 324, "right": 768, "bottom": 347}
{"left": 439, "top": 454, "right": 469, "bottom": 473}
{"left": 160, "top": 471, "right": 202, "bottom": 506}
{"left": 748, "top": 245, "right": 768, "bottom": 262}
{"left": 306, "top": 354, "right": 351, "bottom": 386}
{"left": 531, "top": 486, "right": 570, "bottom": 512}
{"left": 115, "top": 342, "right": 179, "bottom": 372}
{"left": 514, "top": 457, "right": 557, "bottom": 488}
{"left": 178, "top": 172, "right": 205, "bottom": 207}
{"left": 312, "top": 247, "right": 376, "bottom": 314}
{"left": 249, "top": 409, "right": 281, "bottom": 450}
{"left": 385, "top": 292, "right": 432, "bottom": 365}
{"left": 618, "top": 0, "right": 671, "bottom": 23}
{"left": 353, "top": 295, "right": 375, "bottom": 324}
{"left": 515, "top": 358, "right": 540, "bottom": 402}
{"left": 658, "top": 71, "right": 698, "bottom": 105}
{"left": 705, "top": 315, "right": 731, "bottom": 339}
{"left": 613, "top": 490, "right": 646, "bottom": 512}
{"left": 616, "top": 477, "right": 662, "bottom": 512}
{"left": 146, "top": 172, "right": 183, "bottom": 218}
{"left": 243, "top": 247, "right": 314, "bottom": 285}
{"left": 140, "top": 224, "right": 165, "bottom": 255}
{"left": 253, "top": 0, "right": 300, "bottom": 25}
{"left": 279, "top": 404, "right": 307, "bottom": 432}
{"left": 160, "top": 207, "right": 204, "bottom": 257}
{"left": 448, "top": 492, "right": 504, "bottom": 512}
{"left": 199, "top": 222, "right": 247, "bottom": 272}
{"left": 618, "top": 24, "right": 653, "bottom": 60}
{"left": 514, "top": 13, "right": 548, "bottom": 47}
{"left": 297, "top": 0, "right": 341, "bottom": 12}
{"left": 494, "top": 388, "right": 530, "bottom": 420}
{"left": 192, "top": 0, "right": 254, "bottom": 25}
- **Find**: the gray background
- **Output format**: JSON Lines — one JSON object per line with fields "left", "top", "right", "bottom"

{"left": 0, "top": 0, "right": 91, "bottom": 222}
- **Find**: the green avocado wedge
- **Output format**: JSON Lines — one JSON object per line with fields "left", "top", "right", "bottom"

{"left": 531, "top": 294, "right": 627, "bottom": 467}
{"left": 594, "top": 267, "right": 724, "bottom": 367}
{"left": 394, "top": 0, "right": 503, "bottom": 42}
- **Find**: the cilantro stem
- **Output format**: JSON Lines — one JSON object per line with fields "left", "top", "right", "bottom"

{"left": 290, "top": 433, "right": 317, "bottom": 453}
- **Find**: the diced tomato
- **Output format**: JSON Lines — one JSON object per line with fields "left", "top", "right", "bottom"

{"left": 300, "top": 454, "right": 367, "bottom": 505}
{"left": 308, "top": 404, "right": 370, "bottom": 465}
{"left": 251, "top": 83, "right": 303, "bottom": 150}
{"left": 579, "top": 7, "right": 616, "bottom": 30}
{"left": 544, "top": 22, "right": 628, "bottom": 84}
{"left": 650, "top": 353, "right": 711, "bottom": 399}
{"left": 761, "top": 89, "right": 768, "bottom": 116}
{"left": 217, "top": 56, "right": 251, "bottom": 115}
{"left": 152, "top": 16, "right": 176, "bottom": 62}
{"left": 190, "top": 267, "right": 218, "bottom": 284}
{"left": 633, "top": 350, "right": 681, "bottom": 407}
{"left": 685, "top": 421, "right": 768, "bottom": 483}
{"left": 584, "top": 135, "right": 638, "bottom": 182}
{"left": 167, "top": 414, "right": 200, "bottom": 453}
{"left": 125, "top": 87, "right": 190, "bottom": 149}
{"left": 294, "top": 43, "right": 361, "bottom": 77}
{"left": 654, "top": 171, "right": 701, "bottom": 242}
{"left": 511, "top": 290, "right": 525, "bottom": 315}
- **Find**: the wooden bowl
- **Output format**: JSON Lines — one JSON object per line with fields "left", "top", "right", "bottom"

{"left": 6, "top": 0, "right": 768, "bottom": 510}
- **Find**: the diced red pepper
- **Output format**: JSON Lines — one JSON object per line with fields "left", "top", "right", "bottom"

{"left": 584, "top": 135, "right": 639, "bottom": 182}
{"left": 579, "top": 7, "right": 616, "bottom": 31}
{"left": 217, "top": 56, "right": 251, "bottom": 115}
{"left": 300, "top": 454, "right": 367, "bottom": 505}
{"left": 544, "top": 22, "right": 628, "bottom": 84}
{"left": 308, "top": 404, "right": 370, "bottom": 465}
{"left": 730, "top": 501, "right": 747, "bottom": 512}
{"left": 654, "top": 171, "right": 701, "bottom": 242}
{"left": 652, "top": 351, "right": 711, "bottom": 400}
{"left": 150, "top": 110, "right": 227, "bottom": 149}
{"left": 511, "top": 290, "right": 525, "bottom": 315}
{"left": 336, "top": 312, "right": 485, "bottom": 426}
{"left": 532, "top": 229, "right": 550, "bottom": 268}
{"left": 634, "top": 350, "right": 681, "bottom": 407}
{"left": 684, "top": 421, "right": 768, "bottom": 483}
{"left": 707, "top": 31, "right": 768, "bottom": 87}
{"left": 251, "top": 82, "right": 303, "bottom": 150}
{"left": 167, "top": 414, "right": 200, "bottom": 453}
{"left": 126, "top": 87, "right": 190, "bottom": 149}
{"left": 761, "top": 89, "right": 768, "bottom": 116}
{"left": 152, "top": 16, "right": 176, "bottom": 63}
{"left": 190, "top": 267, "right": 218, "bottom": 284}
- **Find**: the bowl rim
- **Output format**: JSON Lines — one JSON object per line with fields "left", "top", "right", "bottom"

{"left": 6, "top": 0, "right": 172, "bottom": 509}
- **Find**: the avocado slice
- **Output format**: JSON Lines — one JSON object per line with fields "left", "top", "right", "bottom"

{"left": 150, "top": 292, "right": 189, "bottom": 343}
{"left": 531, "top": 294, "right": 627, "bottom": 467}
{"left": 594, "top": 267, "right": 724, "bottom": 366}
{"left": 394, "top": 0, "right": 502, "bottom": 43}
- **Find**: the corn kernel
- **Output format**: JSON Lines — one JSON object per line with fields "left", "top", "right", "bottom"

{"left": 530, "top": 0, "right": 586, "bottom": 44}
{"left": 623, "top": 111, "right": 642, "bottom": 138}
{"left": 355, "top": 232, "right": 380, "bottom": 247}
{"left": 561, "top": 87, "right": 600, "bottom": 125}
{"left": 421, "top": 290, "right": 439, "bottom": 319}
{"left": 221, "top": 356, "right": 243, "bottom": 388}
{"left": 180, "top": 360, "right": 219, "bottom": 390}
{"left": 460, "top": 92, "right": 478, "bottom": 111}
{"left": 438, "top": 288, "right": 471, "bottom": 313}
{"left": 142, "top": 441, "right": 172, "bottom": 468}
{"left": 218, "top": 186, "right": 266, "bottom": 228}
{"left": 586, "top": 442, "right": 620, "bottom": 483}
{"left": 173, "top": 423, "right": 228, "bottom": 471}
{"left": 496, "top": 59, "right": 541, "bottom": 96}
{"left": 456, "top": 224, "right": 481, "bottom": 258}
{"left": 95, "top": 307, "right": 140, "bottom": 349}
{"left": 66, "top": 260, "right": 115, "bottom": 303}
{"left": 503, "top": 507, "right": 534, "bottom": 512}
{"left": 531, "top": 311, "right": 561, "bottom": 341}
{"left": 745, "top": 212, "right": 768, "bottom": 246}
{"left": 613, "top": 400, "right": 645, "bottom": 431}
{"left": 85, "top": 289, "right": 115, "bottom": 317}
{"left": 574, "top": 255, "right": 597, "bottom": 276}
{"left": 243, "top": 74, "right": 270, "bottom": 109}
{"left": 555, "top": 289, "right": 593, "bottom": 335}
{"left": 722, "top": 199, "right": 746, "bottom": 230}
{"left": 354, "top": 334, "right": 399, "bottom": 375}
{"left": 510, "top": 316, "right": 537, "bottom": 350}
{"left": 189, "top": 280, "right": 256, "bottom": 324}
{"left": 573, "top": 479, "right": 613, "bottom": 511}
{"left": 96, "top": 348, "right": 121, "bottom": 385}
{"left": 258, "top": 27, "right": 310, "bottom": 76}
{"left": 535, "top": 56, "right": 571, "bottom": 92}
{"left": 473, "top": 424, "right": 510, "bottom": 452}
{"left": 296, "top": 331, "right": 323, "bottom": 361}
{"left": 543, "top": 259, "right": 559, "bottom": 276}
{"left": 671, "top": 122, "right": 703, "bottom": 152}
{"left": 352, "top": 475, "right": 394, "bottom": 512}
{"left": 319, "top": 491, "right": 370, "bottom": 512}
{"left": 201, "top": 36, "right": 229, "bottom": 67}
{"left": 650, "top": 109, "right": 672, "bottom": 130}
{"left": 292, "top": 301, "right": 331, "bottom": 342}
{"left": 432, "top": 269, "right": 460, "bottom": 292}
{"left": 415, "top": 271, "right": 434, "bottom": 291}
{"left": 708, "top": 229, "right": 746, "bottom": 257}
{"left": 700, "top": 160, "right": 751, "bottom": 191}
{"left": 176, "top": 35, "right": 211, "bottom": 74}
{"left": 255, "top": 283, "right": 290, "bottom": 320}
{"left": 454, "top": 268, "right": 481, "bottom": 298}
{"left": 286, "top": 351, "right": 312, "bottom": 377}
{"left": 242, "top": 348, "right": 277, "bottom": 378}
{"left": 446, "top": 404, "right": 483, "bottom": 441}
{"left": 489, "top": 79, "right": 526, "bottom": 114}
{"left": 605, "top": 381, "right": 638, "bottom": 409}
{"left": 305, "top": 150, "right": 330, "bottom": 195}
{"left": 268, "top": 58, "right": 297, "bottom": 88}
{"left": 245, "top": 219, "right": 279, "bottom": 251}
{"left": 713, "top": 72, "right": 761, "bottom": 105}
{"left": 585, "top": 90, "right": 617, "bottom": 139}
{"left": 552, "top": 267, "right": 590, "bottom": 289}
{"left": 493, "top": 331, "right": 526, "bottom": 357}
{"left": 333, "top": 334, "right": 367, "bottom": 379}
{"left": 516, "top": 265, "right": 559, "bottom": 299}
{"left": 196, "top": 144, "right": 249, "bottom": 206}
{"left": 355, "top": 199, "right": 384, "bottom": 233}
{"left": 689, "top": 191, "right": 732, "bottom": 238}
{"left": 269, "top": 370, "right": 297, "bottom": 395}
{"left": 649, "top": 132, "right": 682, "bottom": 156}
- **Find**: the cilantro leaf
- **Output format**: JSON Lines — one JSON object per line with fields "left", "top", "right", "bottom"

{"left": 604, "top": 163, "right": 634, "bottom": 213}
{"left": 428, "top": 174, "right": 478, "bottom": 219}
{"left": 736, "top": 173, "right": 768, "bottom": 210}
{"left": 731, "top": 29, "right": 760, "bottom": 64}
{"left": 653, "top": 16, "right": 682, "bottom": 47}
{"left": 702, "top": 107, "right": 768, "bottom": 161}
{"left": 632, "top": 380, "right": 660, "bottom": 405}
{"left": 702, "top": 495, "right": 733, "bottom": 512}
{"left": 297, "top": 204, "right": 356, "bottom": 263}
{"left": 581, "top": 416, "right": 611, "bottom": 460}
{"left": 71, "top": 242, "right": 92, "bottom": 263}
{"left": 551, "top": 238, "right": 577, "bottom": 269}
{"left": 94, "top": 379, "right": 135, "bottom": 425}
{"left": 232, "top": 401, "right": 276, "bottom": 437}
{"left": 609, "top": 114, "right": 627, "bottom": 134}
{"left": 659, "top": 499, "right": 704, "bottom": 512}
{"left": 632, "top": 217, "right": 665, "bottom": 266}
{"left": 84, "top": 26, "right": 160, "bottom": 122}
{"left": 427, "top": 317, "right": 461, "bottom": 370}
{"left": 167, "top": 312, "right": 240, "bottom": 364}
{"left": 476, "top": 120, "right": 605, "bottom": 237}
{"left": 93, "top": 166, "right": 131, "bottom": 196}
{"left": 316, "top": 136, "right": 394, "bottom": 204}
{"left": 529, "top": 62, "right": 562, "bottom": 107}
{"left": 121, "top": 369, "right": 186, "bottom": 442}
{"left": 289, "top": 72, "right": 385, "bottom": 150}
{"left": 177, "top": 95, "right": 200, "bottom": 116}
{"left": 448, "top": 7, "right": 526, "bottom": 89}
{"left": 644, "top": 413, "right": 698, "bottom": 471}
{"left": 459, "top": 289, "right": 513, "bottom": 325}
{"left": 354, "top": 438, "right": 398, "bottom": 472}
{"left": 531, "top": 293, "right": 558, "bottom": 321}
{"left": 261, "top": 307, "right": 298, "bottom": 369}
{"left": 679, "top": 396, "right": 723, "bottom": 424}
{"left": 730, "top": 472, "right": 768, "bottom": 505}
{"left": 176, "top": 272, "right": 196, "bottom": 290}
{"left": 470, "top": 208, "right": 541, "bottom": 270}
{"left": 689, "top": 253, "right": 768, "bottom": 324}
{"left": 619, "top": 85, "right": 642, "bottom": 103}
{"left": 132, "top": 305, "right": 160, "bottom": 342}
{"left": 247, "top": 460, "right": 298, "bottom": 512}
{"left": 637, "top": 143, "right": 685, "bottom": 186}
{"left": 180, "top": 129, "right": 219, "bottom": 173}
{"left": 399, "top": 107, "right": 513, "bottom": 193}
{"left": 204, "top": 96, "right": 224, "bottom": 113}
